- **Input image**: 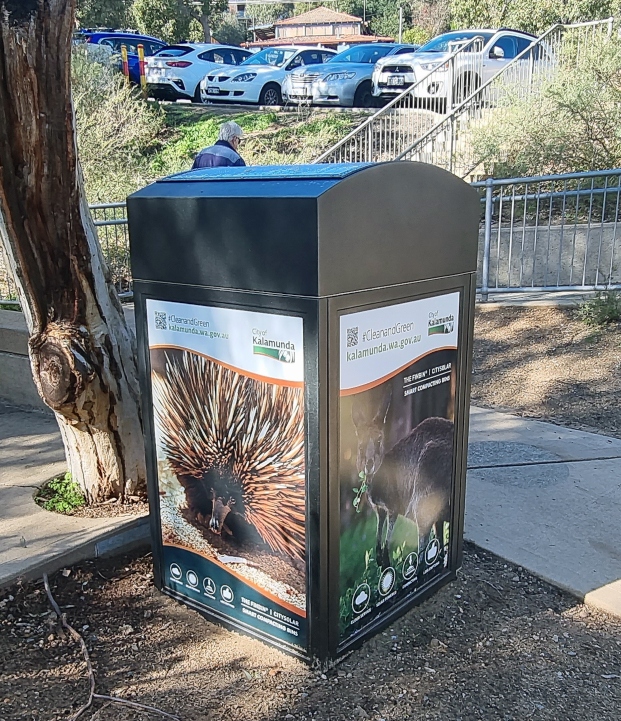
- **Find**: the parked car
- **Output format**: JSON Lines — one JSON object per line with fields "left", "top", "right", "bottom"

{"left": 146, "top": 44, "right": 252, "bottom": 101}
{"left": 371, "top": 29, "right": 536, "bottom": 103}
{"left": 283, "top": 43, "right": 420, "bottom": 108}
{"left": 74, "top": 30, "right": 166, "bottom": 84}
{"left": 201, "top": 46, "right": 337, "bottom": 106}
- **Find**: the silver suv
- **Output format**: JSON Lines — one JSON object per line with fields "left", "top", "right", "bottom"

{"left": 372, "top": 29, "right": 536, "bottom": 104}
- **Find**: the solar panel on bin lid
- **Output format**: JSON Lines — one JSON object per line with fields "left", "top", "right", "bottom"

{"left": 161, "top": 163, "right": 374, "bottom": 183}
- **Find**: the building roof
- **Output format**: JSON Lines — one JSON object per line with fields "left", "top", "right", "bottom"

{"left": 276, "top": 6, "right": 362, "bottom": 26}
{"left": 244, "top": 34, "right": 393, "bottom": 48}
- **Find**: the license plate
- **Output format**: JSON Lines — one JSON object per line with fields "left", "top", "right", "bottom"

{"left": 292, "top": 86, "right": 310, "bottom": 96}
{"left": 388, "top": 75, "right": 405, "bottom": 86}
{"left": 207, "top": 86, "right": 221, "bottom": 95}
{"left": 150, "top": 67, "right": 165, "bottom": 76}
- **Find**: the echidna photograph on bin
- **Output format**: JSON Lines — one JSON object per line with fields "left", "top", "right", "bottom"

{"left": 147, "top": 299, "right": 308, "bottom": 651}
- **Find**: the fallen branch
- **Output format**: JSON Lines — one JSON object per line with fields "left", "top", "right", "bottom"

{"left": 43, "top": 573, "right": 180, "bottom": 721}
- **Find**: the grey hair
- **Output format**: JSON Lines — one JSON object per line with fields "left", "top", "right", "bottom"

{"left": 218, "top": 121, "right": 243, "bottom": 143}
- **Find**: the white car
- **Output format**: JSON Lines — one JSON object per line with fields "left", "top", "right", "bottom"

{"left": 146, "top": 43, "right": 252, "bottom": 102}
{"left": 201, "top": 46, "right": 336, "bottom": 106}
{"left": 372, "top": 29, "right": 536, "bottom": 104}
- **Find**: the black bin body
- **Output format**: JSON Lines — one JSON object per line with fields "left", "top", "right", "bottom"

{"left": 128, "top": 162, "right": 480, "bottom": 664}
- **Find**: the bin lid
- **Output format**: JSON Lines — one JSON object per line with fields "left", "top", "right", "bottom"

{"left": 164, "top": 163, "right": 373, "bottom": 183}
{"left": 128, "top": 162, "right": 480, "bottom": 297}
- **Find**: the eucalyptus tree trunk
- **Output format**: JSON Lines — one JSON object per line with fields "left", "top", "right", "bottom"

{"left": 0, "top": 0, "right": 146, "bottom": 502}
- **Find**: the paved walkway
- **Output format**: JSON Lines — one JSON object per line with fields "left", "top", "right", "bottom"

{"left": 0, "top": 404, "right": 148, "bottom": 587}
{"left": 466, "top": 407, "right": 621, "bottom": 616}
{"left": 0, "top": 403, "right": 619, "bottom": 616}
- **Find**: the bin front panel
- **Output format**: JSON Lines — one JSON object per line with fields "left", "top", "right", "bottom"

{"left": 145, "top": 298, "right": 308, "bottom": 652}
{"left": 337, "top": 291, "right": 460, "bottom": 648}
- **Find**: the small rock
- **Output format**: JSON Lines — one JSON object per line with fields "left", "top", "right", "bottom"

{"left": 131, "top": 643, "right": 138, "bottom": 652}
{"left": 269, "top": 668, "right": 281, "bottom": 676}
{"left": 430, "top": 638, "right": 441, "bottom": 648}
{"left": 552, "top": 635, "right": 559, "bottom": 642}
{"left": 47, "top": 634, "right": 54, "bottom": 642}
{"left": 354, "top": 706, "right": 368, "bottom": 718}
{"left": 300, "top": 692, "right": 308, "bottom": 698}
{"left": 320, "top": 673, "right": 327, "bottom": 680}
{"left": 512, "top": 576, "right": 519, "bottom": 582}
{"left": 144, "top": 610, "right": 153, "bottom": 619}
{"left": 120, "top": 624, "right": 134, "bottom": 636}
{"left": 284, "top": 715, "right": 294, "bottom": 720}
{"left": 61, "top": 569, "right": 71, "bottom": 577}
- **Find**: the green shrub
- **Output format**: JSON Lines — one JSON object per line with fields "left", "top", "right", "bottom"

{"left": 576, "top": 290, "right": 621, "bottom": 326}
{"left": 72, "top": 48, "right": 165, "bottom": 203}
{"left": 37, "top": 473, "right": 86, "bottom": 514}
{"left": 469, "top": 36, "right": 621, "bottom": 178}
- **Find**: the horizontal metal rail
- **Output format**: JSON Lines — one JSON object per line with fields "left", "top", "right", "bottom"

{"left": 3, "top": 171, "right": 621, "bottom": 306}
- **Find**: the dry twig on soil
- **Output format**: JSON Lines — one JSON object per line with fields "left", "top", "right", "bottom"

{"left": 42, "top": 573, "right": 179, "bottom": 721}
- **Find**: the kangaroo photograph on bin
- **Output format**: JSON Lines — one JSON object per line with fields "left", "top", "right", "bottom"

{"left": 339, "top": 292, "right": 459, "bottom": 643}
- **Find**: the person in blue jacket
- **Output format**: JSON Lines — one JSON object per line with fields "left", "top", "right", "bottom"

{"left": 192, "top": 121, "right": 246, "bottom": 169}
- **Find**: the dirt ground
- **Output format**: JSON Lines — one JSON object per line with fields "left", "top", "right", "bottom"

{"left": 1, "top": 546, "right": 620, "bottom": 721}
{"left": 2, "top": 305, "right": 621, "bottom": 720}
{"left": 472, "top": 305, "right": 621, "bottom": 437}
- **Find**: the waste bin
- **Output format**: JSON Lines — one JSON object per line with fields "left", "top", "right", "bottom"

{"left": 127, "top": 162, "right": 480, "bottom": 664}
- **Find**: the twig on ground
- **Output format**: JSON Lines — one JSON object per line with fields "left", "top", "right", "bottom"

{"left": 43, "top": 573, "right": 180, "bottom": 721}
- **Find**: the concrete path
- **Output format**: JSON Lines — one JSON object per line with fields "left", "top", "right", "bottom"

{"left": 466, "top": 406, "right": 621, "bottom": 617}
{"left": 0, "top": 404, "right": 148, "bottom": 588}
{"left": 1, "top": 402, "right": 619, "bottom": 618}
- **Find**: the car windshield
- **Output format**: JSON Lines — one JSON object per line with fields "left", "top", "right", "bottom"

{"left": 241, "top": 48, "right": 296, "bottom": 66}
{"left": 328, "top": 45, "right": 393, "bottom": 64}
{"left": 419, "top": 31, "right": 493, "bottom": 53}
{"left": 155, "top": 45, "right": 193, "bottom": 57}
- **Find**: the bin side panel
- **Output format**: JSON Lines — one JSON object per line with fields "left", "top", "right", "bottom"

{"left": 128, "top": 196, "right": 319, "bottom": 296}
{"left": 317, "top": 163, "right": 480, "bottom": 296}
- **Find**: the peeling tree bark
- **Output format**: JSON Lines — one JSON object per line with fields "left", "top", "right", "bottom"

{"left": 0, "top": 0, "right": 146, "bottom": 502}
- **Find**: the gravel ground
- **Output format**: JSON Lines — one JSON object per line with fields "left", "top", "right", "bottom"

{"left": 2, "top": 305, "right": 620, "bottom": 720}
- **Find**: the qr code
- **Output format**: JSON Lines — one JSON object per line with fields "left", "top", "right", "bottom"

{"left": 154, "top": 311, "right": 167, "bottom": 330}
{"left": 347, "top": 327, "right": 358, "bottom": 348}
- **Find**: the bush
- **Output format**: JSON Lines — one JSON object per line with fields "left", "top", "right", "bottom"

{"left": 72, "top": 48, "right": 165, "bottom": 203}
{"left": 470, "top": 37, "right": 621, "bottom": 178}
{"left": 576, "top": 290, "right": 621, "bottom": 326}
{"left": 37, "top": 473, "right": 86, "bottom": 514}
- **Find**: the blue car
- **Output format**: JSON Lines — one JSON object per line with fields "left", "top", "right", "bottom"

{"left": 74, "top": 30, "right": 166, "bottom": 84}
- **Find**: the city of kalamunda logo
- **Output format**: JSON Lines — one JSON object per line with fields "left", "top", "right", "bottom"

{"left": 428, "top": 313, "right": 455, "bottom": 335}
{"left": 252, "top": 335, "right": 296, "bottom": 363}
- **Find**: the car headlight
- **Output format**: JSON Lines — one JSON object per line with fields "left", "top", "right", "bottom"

{"left": 322, "top": 71, "right": 356, "bottom": 82}
{"left": 420, "top": 61, "right": 448, "bottom": 72}
{"left": 232, "top": 73, "right": 257, "bottom": 82}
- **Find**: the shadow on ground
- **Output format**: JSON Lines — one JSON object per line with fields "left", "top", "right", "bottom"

{"left": 1, "top": 544, "right": 620, "bottom": 721}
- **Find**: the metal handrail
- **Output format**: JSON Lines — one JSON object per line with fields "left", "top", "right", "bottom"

{"left": 397, "top": 18, "right": 615, "bottom": 173}
{"left": 312, "top": 35, "right": 486, "bottom": 164}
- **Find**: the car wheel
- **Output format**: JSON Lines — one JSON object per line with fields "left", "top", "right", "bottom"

{"left": 193, "top": 84, "right": 203, "bottom": 104}
{"left": 354, "top": 82, "right": 374, "bottom": 108}
{"left": 259, "top": 84, "right": 282, "bottom": 106}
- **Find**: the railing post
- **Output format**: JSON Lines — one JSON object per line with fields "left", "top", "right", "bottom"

{"left": 481, "top": 177, "right": 494, "bottom": 302}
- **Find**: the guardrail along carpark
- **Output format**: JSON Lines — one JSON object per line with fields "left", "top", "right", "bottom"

{"left": 1, "top": 170, "right": 621, "bottom": 305}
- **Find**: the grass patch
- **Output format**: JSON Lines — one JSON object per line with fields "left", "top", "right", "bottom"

{"left": 36, "top": 472, "right": 85, "bottom": 514}
{"left": 576, "top": 290, "right": 621, "bottom": 327}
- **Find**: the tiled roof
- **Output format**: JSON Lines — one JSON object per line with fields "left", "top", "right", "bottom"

{"left": 276, "top": 7, "right": 362, "bottom": 26}
{"left": 244, "top": 35, "right": 393, "bottom": 48}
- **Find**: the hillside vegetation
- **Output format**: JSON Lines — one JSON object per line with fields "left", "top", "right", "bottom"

{"left": 73, "top": 50, "right": 360, "bottom": 203}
